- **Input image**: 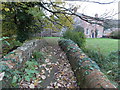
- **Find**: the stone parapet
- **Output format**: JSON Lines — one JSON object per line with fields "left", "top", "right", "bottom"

{"left": 58, "top": 39, "right": 116, "bottom": 88}
{"left": 0, "top": 39, "right": 47, "bottom": 88}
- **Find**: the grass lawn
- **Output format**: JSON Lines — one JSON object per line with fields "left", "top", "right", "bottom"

{"left": 43, "top": 37, "right": 61, "bottom": 39}
{"left": 43, "top": 37, "right": 61, "bottom": 45}
{"left": 85, "top": 38, "right": 119, "bottom": 56}
{"left": 43, "top": 37, "right": 118, "bottom": 56}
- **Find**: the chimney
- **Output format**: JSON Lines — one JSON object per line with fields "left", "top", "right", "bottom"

{"left": 95, "top": 14, "right": 98, "bottom": 18}
{"left": 73, "top": 7, "right": 77, "bottom": 13}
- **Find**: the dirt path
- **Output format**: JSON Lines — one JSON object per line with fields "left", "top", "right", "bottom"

{"left": 41, "top": 39, "right": 78, "bottom": 88}
{"left": 39, "top": 45, "right": 78, "bottom": 88}
{"left": 20, "top": 38, "right": 78, "bottom": 88}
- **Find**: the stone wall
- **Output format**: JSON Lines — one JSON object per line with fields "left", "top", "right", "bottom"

{"left": 0, "top": 38, "right": 117, "bottom": 88}
{"left": 0, "top": 39, "right": 48, "bottom": 88}
{"left": 58, "top": 39, "right": 116, "bottom": 88}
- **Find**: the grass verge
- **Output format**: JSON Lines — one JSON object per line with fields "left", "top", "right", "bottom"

{"left": 85, "top": 38, "right": 118, "bottom": 56}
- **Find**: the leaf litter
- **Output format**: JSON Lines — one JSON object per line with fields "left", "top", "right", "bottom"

{"left": 20, "top": 45, "right": 79, "bottom": 88}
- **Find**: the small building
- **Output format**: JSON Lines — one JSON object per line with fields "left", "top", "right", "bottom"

{"left": 74, "top": 13, "right": 104, "bottom": 38}
{"left": 103, "top": 27, "right": 120, "bottom": 37}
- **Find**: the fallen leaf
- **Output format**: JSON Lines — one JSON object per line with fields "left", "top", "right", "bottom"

{"left": 48, "top": 55, "right": 52, "bottom": 56}
{"left": 47, "top": 86, "right": 53, "bottom": 88}
{"left": 41, "top": 70, "right": 45, "bottom": 74}
{"left": 0, "top": 72, "right": 5, "bottom": 81}
{"left": 48, "top": 70, "right": 51, "bottom": 73}
{"left": 47, "top": 74, "right": 50, "bottom": 77}
{"left": 29, "top": 83, "right": 34, "bottom": 88}
{"left": 45, "top": 59, "right": 50, "bottom": 63}
{"left": 55, "top": 86, "right": 58, "bottom": 88}
{"left": 34, "top": 79, "right": 39, "bottom": 86}
{"left": 47, "top": 62, "right": 52, "bottom": 65}
{"left": 57, "top": 83, "right": 61, "bottom": 87}
{"left": 38, "top": 81, "right": 42, "bottom": 83}
{"left": 41, "top": 75, "right": 46, "bottom": 80}
{"left": 45, "top": 67, "right": 49, "bottom": 71}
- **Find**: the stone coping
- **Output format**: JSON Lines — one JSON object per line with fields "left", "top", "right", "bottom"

{"left": 58, "top": 39, "right": 116, "bottom": 88}
{"left": 0, "top": 39, "right": 48, "bottom": 88}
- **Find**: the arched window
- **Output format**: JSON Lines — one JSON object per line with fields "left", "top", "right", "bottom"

{"left": 95, "top": 29, "right": 98, "bottom": 38}
{"left": 86, "top": 28, "right": 88, "bottom": 34}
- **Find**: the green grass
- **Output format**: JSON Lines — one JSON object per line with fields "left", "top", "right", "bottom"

{"left": 85, "top": 38, "right": 119, "bottom": 56}
{"left": 43, "top": 37, "right": 61, "bottom": 39}
{"left": 43, "top": 37, "right": 61, "bottom": 45}
{"left": 43, "top": 37, "right": 118, "bottom": 56}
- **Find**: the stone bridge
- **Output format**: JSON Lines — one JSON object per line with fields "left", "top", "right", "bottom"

{"left": 0, "top": 38, "right": 116, "bottom": 88}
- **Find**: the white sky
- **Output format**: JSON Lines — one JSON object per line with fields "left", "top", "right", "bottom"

{"left": 65, "top": 0, "right": 119, "bottom": 19}
{"left": 1, "top": 0, "right": 119, "bottom": 19}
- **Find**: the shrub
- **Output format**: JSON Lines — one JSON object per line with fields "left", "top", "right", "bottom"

{"left": 110, "top": 30, "right": 120, "bottom": 39}
{"left": 73, "top": 25, "right": 84, "bottom": 33}
{"left": 84, "top": 49, "right": 119, "bottom": 87}
{"left": 63, "top": 30, "right": 86, "bottom": 49}
{"left": 106, "top": 50, "right": 120, "bottom": 81}
{"left": 83, "top": 49, "right": 104, "bottom": 67}
{"left": 2, "top": 37, "right": 22, "bottom": 56}
{"left": 32, "top": 51, "right": 44, "bottom": 60}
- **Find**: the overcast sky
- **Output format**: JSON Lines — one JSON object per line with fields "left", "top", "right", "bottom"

{"left": 1, "top": 0, "right": 119, "bottom": 19}
{"left": 65, "top": 0, "right": 119, "bottom": 19}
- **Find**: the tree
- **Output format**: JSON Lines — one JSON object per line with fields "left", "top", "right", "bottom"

{"left": 73, "top": 25, "right": 84, "bottom": 33}
{"left": 28, "top": 2, "right": 74, "bottom": 32}
{"left": 2, "top": 0, "right": 118, "bottom": 42}
{"left": 2, "top": 2, "right": 36, "bottom": 42}
{"left": 2, "top": 2, "right": 74, "bottom": 41}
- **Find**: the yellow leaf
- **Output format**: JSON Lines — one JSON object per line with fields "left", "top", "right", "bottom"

{"left": 4, "top": 8, "right": 9, "bottom": 11}
{"left": 80, "top": 55, "right": 85, "bottom": 59}
{"left": 34, "top": 79, "right": 39, "bottom": 86}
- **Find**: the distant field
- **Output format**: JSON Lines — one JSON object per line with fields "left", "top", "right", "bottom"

{"left": 85, "top": 38, "right": 119, "bottom": 56}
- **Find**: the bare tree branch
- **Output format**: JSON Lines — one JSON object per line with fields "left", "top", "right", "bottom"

{"left": 37, "top": 0, "right": 119, "bottom": 30}
{"left": 65, "top": 0, "right": 117, "bottom": 4}
{"left": 44, "top": 15, "right": 64, "bottom": 27}
{"left": 38, "top": 2, "right": 104, "bottom": 26}
{"left": 84, "top": 0, "right": 116, "bottom": 4}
